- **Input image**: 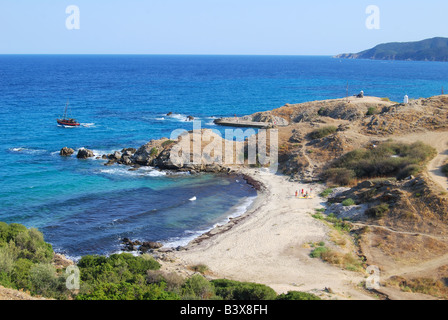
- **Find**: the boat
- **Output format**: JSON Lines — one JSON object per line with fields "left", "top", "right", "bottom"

{"left": 57, "top": 101, "right": 80, "bottom": 127}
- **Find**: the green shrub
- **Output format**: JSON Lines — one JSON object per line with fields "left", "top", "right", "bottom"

{"left": 310, "top": 246, "right": 329, "bottom": 259}
{"left": 149, "top": 147, "right": 158, "bottom": 157}
{"left": 323, "top": 168, "right": 356, "bottom": 185}
{"left": 319, "top": 188, "right": 334, "bottom": 197}
{"left": 182, "top": 274, "right": 215, "bottom": 300}
{"left": 161, "top": 140, "right": 176, "bottom": 148}
{"left": 276, "top": 291, "right": 321, "bottom": 300}
{"left": 29, "top": 263, "right": 62, "bottom": 298}
{"left": 365, "top": 203, "right": 390, "bottom": 218}
{"left": 396, "top": 164, "right": 422, "bottom": 180}
{"left": 0, "top": 246, "right": 15, "bottom": 274}
{"left": 323, "top": 141, "right": 437, "bottom": 185}
{"left": 0, "top": 222, "right": 63, "bottom": 297}
{"left": 147, "top": 270, "right": 185, "bottom": 293}
{"left": 342, "top": 198, "right": 356, "bottom": 206}
{"left": 211, "top": 279, "right": 277, "bottom": 300}
{"left": 77, "top": 253, "right": 160, "bottom": 285}
{"left": 76, "top": 281, "right": 180, "bottom": 300}
{"left": 367, "top": 107, "right": 379, "bottom": 115}
{"left": 189, "top": 264, "right": 209, "bottom": 274}
{"left": 309, "top": 126, "right": 337, "bottom": 140}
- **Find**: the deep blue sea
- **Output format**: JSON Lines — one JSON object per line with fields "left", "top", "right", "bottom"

{"left": 1, "top": 55, "right": 448, "bottom": 259}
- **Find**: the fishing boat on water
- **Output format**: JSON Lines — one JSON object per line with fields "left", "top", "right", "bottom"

{"left": 57, "top": 101, "right": 80, "bottom": 127}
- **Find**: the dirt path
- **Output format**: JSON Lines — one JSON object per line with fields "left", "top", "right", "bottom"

{"left": 352, "top": 223, "right": 448, "bottom": 242}
{"left": 393, "top": 131, "right": 448, "bottom": 191}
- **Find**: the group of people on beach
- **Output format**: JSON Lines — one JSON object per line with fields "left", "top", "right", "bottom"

{"left": 295, "top": 188, "right": 313, "bottom": 199}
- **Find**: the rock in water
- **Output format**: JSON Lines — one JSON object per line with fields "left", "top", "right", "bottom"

{"left": 112, "top": 151, "right": 122, "bottom": 160}
{"left": 76, "top": 148, "right": 95, "bottom": 159}
{"left": 121, "top": 147, "right": 137, "bottom": 155}
{"left": 60, "top": 147, "right": 75, "bottom": 156}
{"left": 140, "top": 241, "right": 164, "bottom": 253}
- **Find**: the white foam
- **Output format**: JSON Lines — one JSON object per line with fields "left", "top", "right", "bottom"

{"left": 72, "top": 148, "right": 118, "bottom": 159}
{"left": 99, "top": 166, "right": 167, "bottom": 177}
{"left": 81, "top": 123, "right": 96, "bottom": 128}
{"left": 8, "top": 147, "right": 46, "bottom": 155}
{"left": 163, "top": 195, "right": 257, "bottom": 248}
{"left": 164, "top": 113, "right": 201, "bottom": 122}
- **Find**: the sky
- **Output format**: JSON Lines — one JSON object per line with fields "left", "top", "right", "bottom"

{"left": 0, "top": 0, "right": 448, "bottom": 55}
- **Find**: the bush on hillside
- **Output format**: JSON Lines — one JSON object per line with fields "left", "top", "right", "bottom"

{"left": 211, "top": 279, "right": 278, "bottom": 300}
{"left": 276, "top": 291, "right": 321, "bottom": 300}
{"left": 323, "top": 141, "right": 437, "bottom": 185}
{"left": 309, "top": 126, "right": 337, "bottom": 140}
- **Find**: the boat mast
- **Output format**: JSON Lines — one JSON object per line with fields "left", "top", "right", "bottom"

{"left": 64, "top": 100, "right": 69, "bottom": 119}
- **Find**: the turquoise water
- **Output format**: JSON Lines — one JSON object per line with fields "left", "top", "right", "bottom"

{"left": 1, "top": 55, "right": 448, "bottom": 258}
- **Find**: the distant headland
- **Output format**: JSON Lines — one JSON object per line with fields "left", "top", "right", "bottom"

{"left": 335, "top": 37, "right": 448, "bottom": 62}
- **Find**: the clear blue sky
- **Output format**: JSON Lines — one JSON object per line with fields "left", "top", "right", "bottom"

{"left": 1, "top": 0, "right": 448, "bottom": 55}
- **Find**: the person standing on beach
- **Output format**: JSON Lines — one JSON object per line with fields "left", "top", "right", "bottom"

{"left": 295, "top": 190, "right": 298, "bottom": 197}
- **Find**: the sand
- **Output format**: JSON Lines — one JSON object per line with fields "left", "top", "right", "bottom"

{"left": 168, "top": 167, "right": 374, "bottom": 300}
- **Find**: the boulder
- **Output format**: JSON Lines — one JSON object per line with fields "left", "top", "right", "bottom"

{"left": 289, "top": 129, "right": 304, "bottom": 143}
{"left": 204, "top": 164, "right": 223, "bottom": 173}
{"left": 119, "top": 156, "right": 132, "bottom": 165}
{"left": 104, "top": 159, "right": 116, "bottom": 166}
{"left": 121, "top": 148, "right": 137, "bottom": 154}
{"left": 60, "top": 147, "right": 75, "bottom": 156}
{"left": 140, "top": 241, "right": 163, "bottom": 253}
{"left": 76, "top": 148, "right": 95, "bottom": 159}
{"left": 131, "top": 140, "right": 167, "bottom": 166}
{"left": 112, "top": 151, "right": 122, "bottom": 160}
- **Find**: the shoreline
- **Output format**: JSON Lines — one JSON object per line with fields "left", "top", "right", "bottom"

{"left": 164, "top": 167, "right": 374, "bottom": 299}
{"left": 178, "top": 168, "right": 268, "bottom": 249}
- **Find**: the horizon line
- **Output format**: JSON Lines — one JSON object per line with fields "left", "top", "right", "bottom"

{"left": 0, "top": 53, "right": 336, "bottom": 57}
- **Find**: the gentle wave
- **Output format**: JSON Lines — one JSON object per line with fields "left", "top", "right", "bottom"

{"left": 162, "top": 195, "right": 257, "bottom": 248}
{"left": 8, "top": 147, "right": 47, "bottom": 155}
{"left": 81, "top": 123, "right": 96, "bottom": 128}
{"left": 98, "top": 165, "right": 168, "bottom": 177}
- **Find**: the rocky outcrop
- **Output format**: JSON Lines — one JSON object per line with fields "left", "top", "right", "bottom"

{"left": 60, "top": 147, "right": 74, "bottom": 156}
{"left": 121, "top": 238, "right": 163, "bottom": 253}
{"left": 361, "top": 96, "right": 448, "bottom": 135}
{"left": 76, "top": 148, "right": 95, "bottom": 159}
{"left": 214, "top": 112, "right": 289, "bottom": 128}
{"left": 131, "top": 138, "right": 171, "bottom": 166}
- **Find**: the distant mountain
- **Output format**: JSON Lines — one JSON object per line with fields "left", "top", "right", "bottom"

{"left": 335, "top": 37, "right": 448, "bottom": 62}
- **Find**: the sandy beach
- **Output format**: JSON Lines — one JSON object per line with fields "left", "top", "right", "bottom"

{"left": 165, "top": 167, "right": 374, "bottom": 300}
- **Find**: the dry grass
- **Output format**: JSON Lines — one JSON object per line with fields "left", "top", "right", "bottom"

{"left": 321, "top": 250, "right": 364, "bottom": 272}
{"left": 188, "top": 264, "right": 210, "bottom": 275}
{"left": 386, "top": 276, "right": 448, "bottom": 299}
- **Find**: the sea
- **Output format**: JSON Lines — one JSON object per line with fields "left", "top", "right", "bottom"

{"left": 1, "top": 55, "right": 448, "bottom": 259}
